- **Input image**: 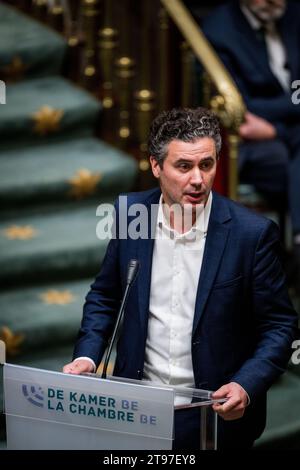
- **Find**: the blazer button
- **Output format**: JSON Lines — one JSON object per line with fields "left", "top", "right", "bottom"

{"left": 137, "top": 369, "right": 142, "bottom": 379}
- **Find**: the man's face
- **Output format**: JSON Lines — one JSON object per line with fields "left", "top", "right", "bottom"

{"left": 245, "top": 0, "right": 286, "bottom": 22}
{"left": 150, "top": 137, "right": 217, "bottom": 208}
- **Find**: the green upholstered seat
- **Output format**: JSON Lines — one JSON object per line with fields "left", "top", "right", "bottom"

{"left": 238, "top": 184, "right": 270, "bottom": 207}
{"left": 0, "top": 2, "right": 67, "bottom": 79}
{"left": 0, "top": 202, "right": 115, "bottom": 287}
{"left": 0, "top": 278, "right": 93, "bottom": 354}
{"left": 0, "top": 137, "right": 137, "bottom": 209}
{"left": 255, "top": 371, "right": 300, "bottom": 449}
{"left": 0, "top": 77, "right": 101, "bottom": 144}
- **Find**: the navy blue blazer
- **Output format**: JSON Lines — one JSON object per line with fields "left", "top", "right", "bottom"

{"left": 74, "top": 188, "right": 297, "bottom": 443}
{"left": 202, "top": 0, "right": 300, "bottom": 140}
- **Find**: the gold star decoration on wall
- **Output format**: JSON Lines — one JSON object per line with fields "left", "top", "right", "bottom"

{"left": 68, "top": 168, "right": 102, "bottom": 199}
{"left": 40, "top": 289, "right": 77, "bottom": 305}
{"left": 0, "top": 326, "right": 24, "bottom": 357}
{"left": 0, "top": 56, "right": 28, "bottom": 82}
{"left": 2, "top": 225, "right": 39, "bottom": 240}
{"left": 32, "top": 105, "right": 64, "bottom": 135}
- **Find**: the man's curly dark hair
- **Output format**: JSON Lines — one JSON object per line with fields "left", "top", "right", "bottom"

{"left": 148, "top": 107, "right": 221, "bottom": 167}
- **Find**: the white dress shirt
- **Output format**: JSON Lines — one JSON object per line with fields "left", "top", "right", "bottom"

{"left": 143, "top": 193, "right": 212, "bottom": 402}
{"left": 241, "top": 4, "right": 290, "bottom": 91}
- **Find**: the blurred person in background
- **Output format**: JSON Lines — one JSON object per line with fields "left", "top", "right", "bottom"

{"left": 202, "top": 0, "right": 300, "bottom": 294}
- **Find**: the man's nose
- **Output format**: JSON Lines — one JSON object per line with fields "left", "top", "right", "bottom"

{"left": 190, "top": 167, "right": 203, "bottom": 186}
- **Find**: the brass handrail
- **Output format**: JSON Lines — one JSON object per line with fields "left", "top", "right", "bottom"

{"left": 0, "top": 339, "right": 5, "bottom": 364}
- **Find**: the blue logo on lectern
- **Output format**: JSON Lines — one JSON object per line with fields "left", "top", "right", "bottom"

{"left": 22, "top": 384, "right": 44, "bottom": 407}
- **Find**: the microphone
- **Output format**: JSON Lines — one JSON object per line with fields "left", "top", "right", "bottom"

{"left": 101, "top": 259, "right": 139, "bottom": 379}
{"left": 126, "top": 259, "right": 139, "bottom": 286}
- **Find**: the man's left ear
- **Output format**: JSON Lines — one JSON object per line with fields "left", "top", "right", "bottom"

{"left": 150, "top": 156, "right": 160, "bottom": 179}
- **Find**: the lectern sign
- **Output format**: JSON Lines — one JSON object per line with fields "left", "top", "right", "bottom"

{"left": 4, "top": 364, "right": 174, "bottom": 449}
{"left": 21, "top": 381, "right": 158, "bottom": 425}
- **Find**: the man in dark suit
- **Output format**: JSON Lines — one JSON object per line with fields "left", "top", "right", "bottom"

{"left": 202, "top": 0, "right": 300, "bottom": 293}
{"left": 63, "top": 107, "right": 297, "bottom": 449}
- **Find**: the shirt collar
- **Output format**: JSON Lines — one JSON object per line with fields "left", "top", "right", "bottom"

{"left": 157, "top": 191, "right": 213, "bottom": 240}
{"left": 240, "top": 4, "right": 263, "bottom": 30}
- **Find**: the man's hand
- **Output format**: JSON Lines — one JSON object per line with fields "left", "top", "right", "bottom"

{"left": 239, "top": 111, "right": 276, "bottom": 140}
{"left": 63, "top": 359, "right": 94, "bottom": 375}
{"left": 211, "top": 382, "right": 249, "bottom": 421}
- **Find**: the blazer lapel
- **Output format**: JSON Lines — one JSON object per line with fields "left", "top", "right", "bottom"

{"left": 278, "top": 13, "right": 299, "bottom": 82}
{"left": 233, "top": 4, "right": 279, "bottom": 84}
{"left": 137, "top": 190, "right": 160, "bottom": 338}
{"left": 192, "top": 194, "right": 231, "bottom": 336}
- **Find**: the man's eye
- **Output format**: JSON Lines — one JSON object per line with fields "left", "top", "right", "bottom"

{"left": 201, "top": 161, "right": 213, "bottom": 170}
{"left": 178, "top": 164, "right": 190, "bottom": 170}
